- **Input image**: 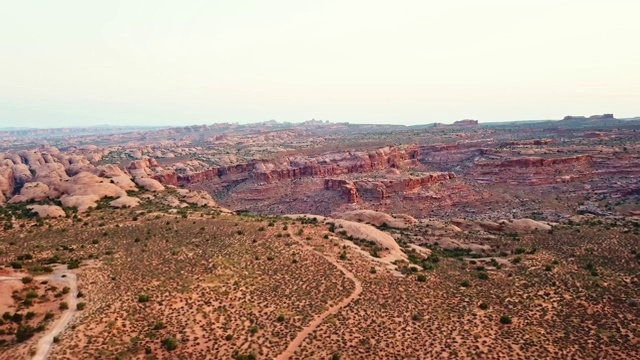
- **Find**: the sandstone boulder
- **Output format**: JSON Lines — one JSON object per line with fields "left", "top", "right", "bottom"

{"left": 60, "top": 194, "right": 101, "bottom": 213}
{"left": 110, "top": 175, "right": 138, "bottom": 191}
{"left": 502, "top": 218, "right": 551, "bottom": 233}
{"left": 109, "top": 196, "right": 141, "bottom": 208}
{"left": 332, "top": 219, "right": 406, "bottom": 262}
{"left": 336, "top": 210, "right": 411, "bottom": 229}
{"left": 9, "top": 182, "right": 50, "bottom": 203}
{"left": 135, "top": 177, "right": 165, "bottom": 192}
{"left": 182, "top": 190, "right": 216, "bottom": 207}
{"left": 59, "top": 172, "right": 127, "bottom": 198}
{"left": 27, "top": 205, "right": 65, "bottom": 218}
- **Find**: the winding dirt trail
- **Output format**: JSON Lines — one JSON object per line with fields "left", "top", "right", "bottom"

{"left": 275, "top": 229, "right": 363, "bottom": 360}
{"left": 32, "top": 270, "right": 78, "bottom": 360}
{"left": 0, "top": 268, "right": 79, "bottom": 360}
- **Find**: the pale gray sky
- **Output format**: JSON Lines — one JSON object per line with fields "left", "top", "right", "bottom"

{"left": 1, "top": 0, "right": 638, "bottom": 127}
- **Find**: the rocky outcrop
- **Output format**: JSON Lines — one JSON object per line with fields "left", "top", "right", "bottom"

{"left": 135, "top": 177, "right": 165, "bottom": 192}
{"left": 434, "top": 119, "right": 479, "bottom": 128}
{"left": 503, "top": 139, "right": 553, "bottom": 146}
{"left": 27, "top": 205, "right": 65, "bottom": 218}
{"left": 0, "top": 166, "right": 15, "bottom": 198}
{"left": 335, "top": 210, "right": 414, "bottom": 229}
{"left": 453, "top": 119, "right": 479, "bottom": 126}
{"left": 324, "top": 179, "right": 359, "bottom": 203}
{"left": 59, "top": 172, "right": 127, "bottom": 198}
{"left": 182, "top": 190, "right": 217, "bottom": 207}
{"left": 325, "top": 172, "right": 456, "bottom": 203}
{"left": 502, "top": 218, "right": 552, "bottom": 233}
{"left": 9, "top": 182, "right": 50, "bottom": 203}
{"left": 12, "top": 164, "right": 33, "bottom": 186}
{"left": 478, "top": 155, "right": 592, "bottom": 168}
{"left": 153, "top": 171, "right": 179, "bottom": 186}
{"left": 109, "top": 196, "right": 141, "bottom": 208}
{"left": 151, "top": 146, "right": 419, "bottom": 187}
{"left": 127, "top": 158, "right": 159, "bottom": 178}
{"left": 561, "top": 114, "right": 615, "bottom": 122}
{"left": 110, "top": 175, "right": 138, "bottom": 191}
{"left": 60, "top": 194, "right": 101, "bottom": 212}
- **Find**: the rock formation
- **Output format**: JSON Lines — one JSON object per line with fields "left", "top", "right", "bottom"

{"left": 324, "top": 172, "right": 456, "bottom": 203}
{"left": 27, "top": 204, "right": 66, "bottom": 218}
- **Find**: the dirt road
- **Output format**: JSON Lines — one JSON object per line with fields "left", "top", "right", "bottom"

{"left": 0, "top": 268, "right": 79, "bottom": 360}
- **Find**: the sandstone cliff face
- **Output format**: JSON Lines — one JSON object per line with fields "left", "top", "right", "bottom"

{"left": 324, "top": 172, "right": 456, "bottom": 203}
{"left": 491, "top": 155, "right": 592, "bottom": 168}
{"left": 153, "top": 145, "right": 420, "bottom": 187}
{"left": 503, "top": 139, "right": 553, "bottom": 146}
{"left": 12, "top": 164, "right": 33, "bottom": 186}
{"left": 153, "top": 171, "right": 179, "bottom": 186}
{"left": 0, "top": 166, "right": 15, "bottom": 198}
{"left": 324, "top": 179, "right": 359, "bottom": 203}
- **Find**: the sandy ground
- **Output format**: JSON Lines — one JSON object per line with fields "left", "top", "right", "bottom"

{"left": 0, "top": 267, "right": 78, "bottom": 360}
{"left": 275, "top": 228, "right": 363, "bottom": 360}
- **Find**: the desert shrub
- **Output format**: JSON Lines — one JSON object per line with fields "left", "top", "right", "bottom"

{"left": 476, "top": 272, "right": 489, "bottom": 280}
{"left": 59, "top": 302, "right": 69, "bottom": 310}
{"left": 152, "top": 321, "right": 165, "bottom": 330}
{"left": 460, "top": 280, "right": 471, "bottom": 288}
{"left": 233, "top": 352, "right": 257, "bottom": 360}
{"left": 11, "top": 313, "right": 23, "bottom": 323}
{"left": 417, "top": 274, "right": 427, "bottom": 282}
{"left": 225, "top": 334, "right": 233, "bottom": 341}
{"left": 138, "top": 294, "right": 150, "bottom": 303}
{"left": 339, "top": 252, "right": 347, "bottom": 260}
{"left": 15, "top": 325, "right": 35, "bottom": 342}
{"left": 76, "top": 302, "right": 86, "bottom": 310}
{"left": 276, "top": 314, "right": 285, "bottom": 322}
{"left": 161, "top": 337, "right": 178, "bottom": 351}
{"left": 500, "top": 315, "right": 512, "bottom": 324}
{"left": 479, "top": 302, "right": 489, "bottom": 310}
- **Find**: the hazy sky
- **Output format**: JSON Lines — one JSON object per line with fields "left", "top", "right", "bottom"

{"left": 1, "top": 0, "right": 639, "bottom": 128}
